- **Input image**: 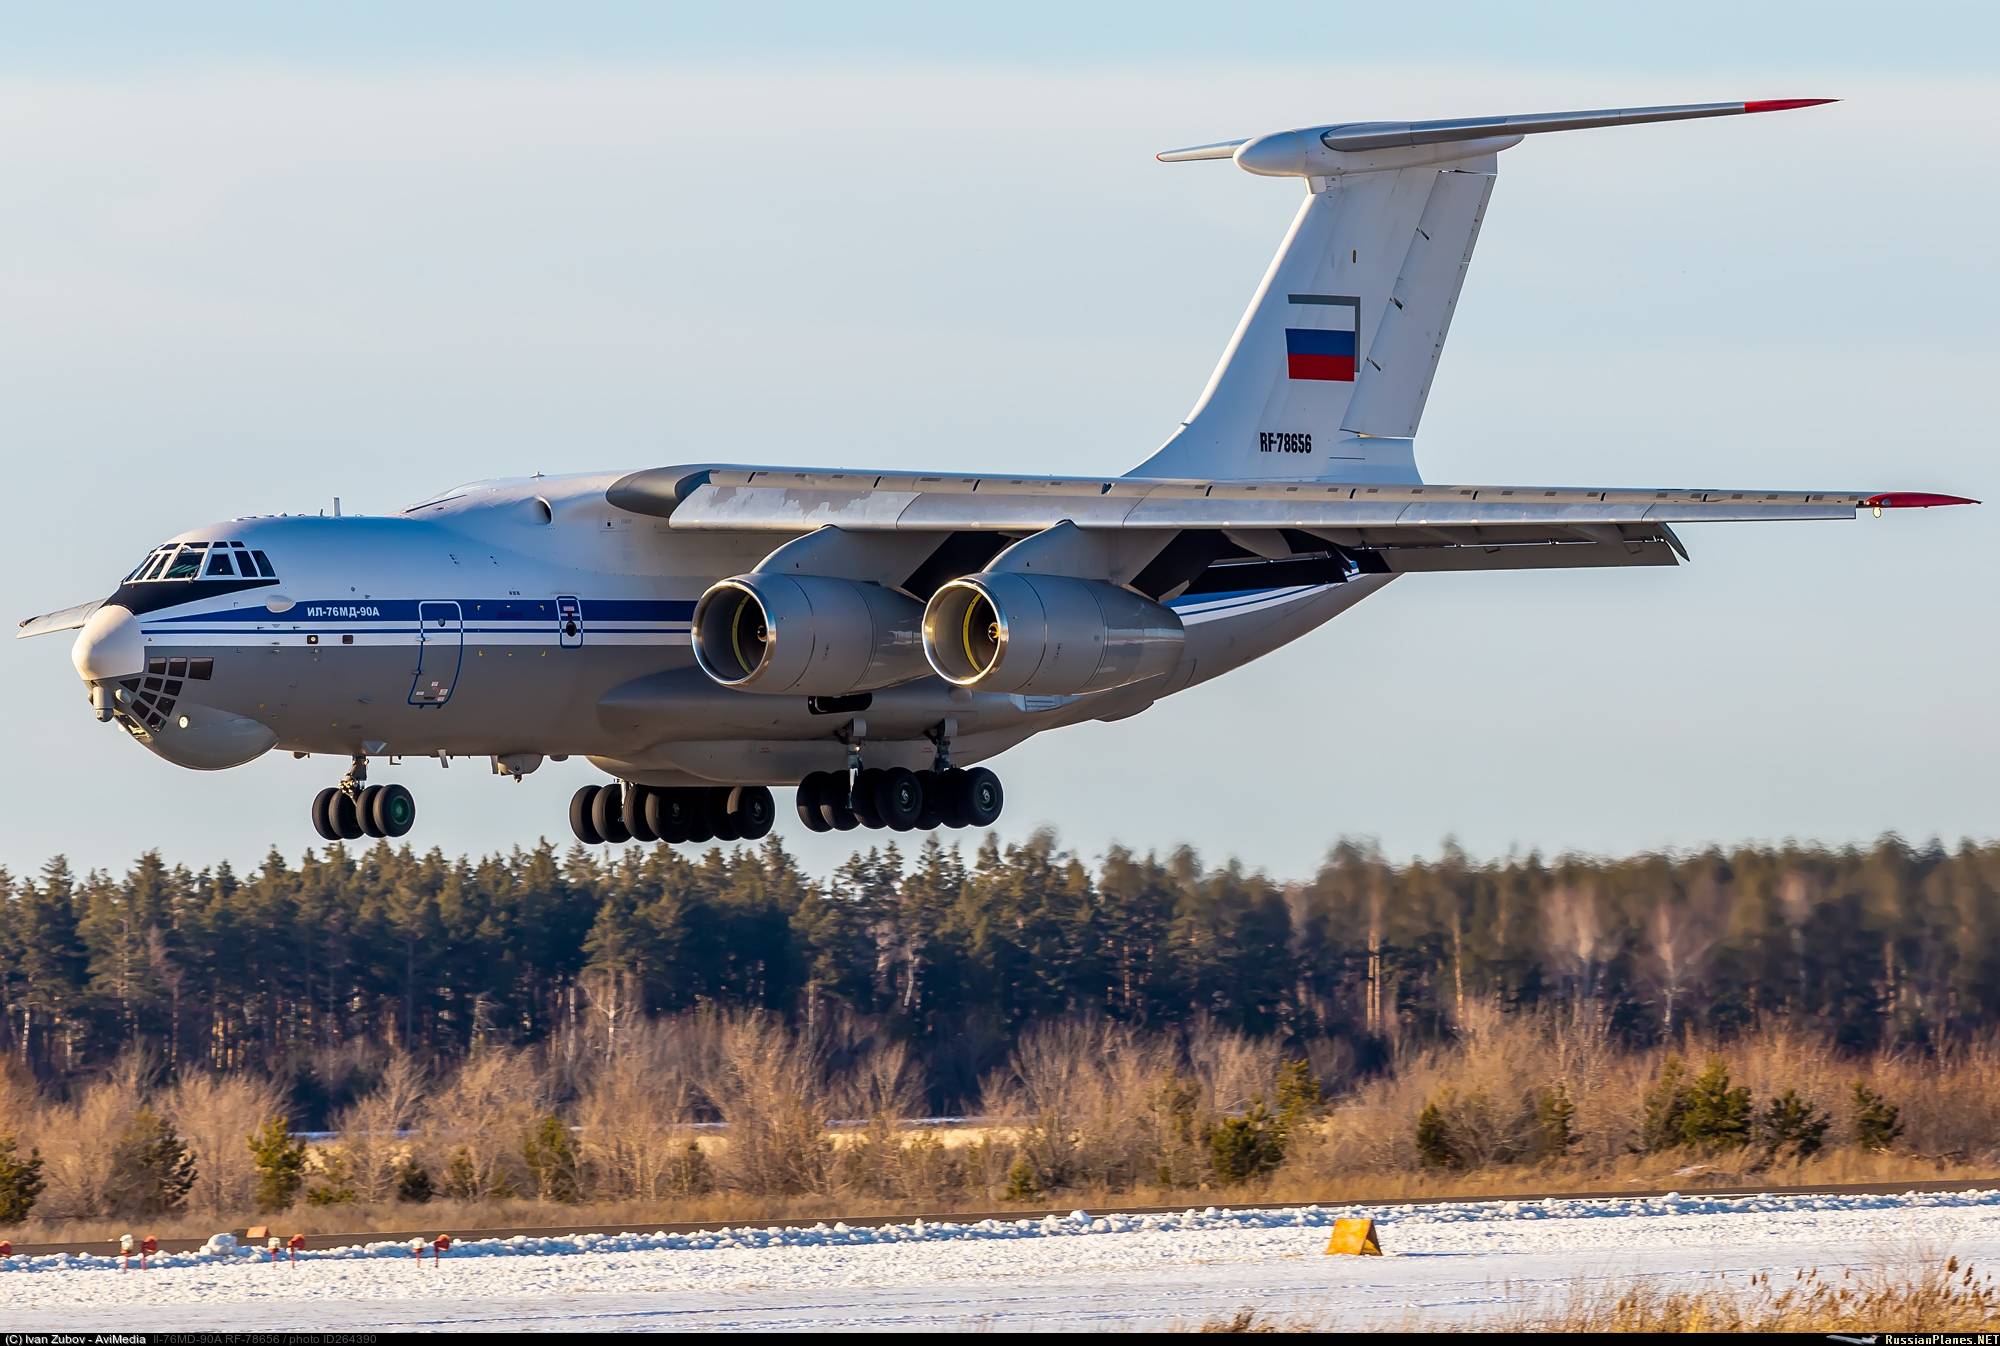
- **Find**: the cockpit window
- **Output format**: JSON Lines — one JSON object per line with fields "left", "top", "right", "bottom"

{"left": 125, "top": 540, "right": 277, "bottom": 583}
{"left": 162, "top": 544, "right": 207, "bottom": 580}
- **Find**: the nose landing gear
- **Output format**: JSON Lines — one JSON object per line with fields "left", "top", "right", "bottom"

{"left": 569, "top": 781, "right": 775, "bottom": 846}
{"left": 310, "top": 756, "right": 416, "bottom": 842}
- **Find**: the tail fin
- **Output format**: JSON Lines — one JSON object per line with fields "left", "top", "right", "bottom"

{"left": 1129, "top": 98, "right": 1834, "bottom": 482}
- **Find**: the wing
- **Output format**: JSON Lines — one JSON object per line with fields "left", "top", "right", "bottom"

{"left": 611, "top": 467, "right": 1969, "bottom": 557}
{"left": 17, "top": 599, "right": 103, "bottom": 639}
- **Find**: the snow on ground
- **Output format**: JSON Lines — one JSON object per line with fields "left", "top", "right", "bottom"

{"left": 5, "top": 1189, "right": 1997, "bottom": 1331}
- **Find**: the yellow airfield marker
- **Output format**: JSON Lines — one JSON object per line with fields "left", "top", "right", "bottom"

{"left": 1324, "top": 1217, "right": 1382, "bottom": 1256}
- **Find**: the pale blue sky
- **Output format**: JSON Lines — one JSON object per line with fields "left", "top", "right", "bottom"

{"left": 3, "top": 2, "right": 1993, "bottom": 879}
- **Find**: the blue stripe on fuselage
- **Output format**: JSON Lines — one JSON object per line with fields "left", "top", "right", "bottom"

{"left": 147, "top": 598, "right": 698, "bottom": 624}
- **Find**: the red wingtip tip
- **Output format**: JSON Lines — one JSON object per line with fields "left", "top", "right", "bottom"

{"left": 1864, "top": 492, "right": 1979, "bottom": 509}
{"left": 1744, "top": 98, "right": 1839, "bottom": 113}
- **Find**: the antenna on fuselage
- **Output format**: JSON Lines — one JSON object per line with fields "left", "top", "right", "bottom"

{"left": 333, "top": 497, "right": 342, "bottom": 518}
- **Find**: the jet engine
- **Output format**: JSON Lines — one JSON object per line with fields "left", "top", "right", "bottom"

{"left": 691, "top": 573, "right": 928, "bottom": 695}
{"left": 922, "top": 572, "right": 1183, "bottom": 695}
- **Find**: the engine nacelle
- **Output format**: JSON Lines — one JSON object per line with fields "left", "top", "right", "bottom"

{"left": 692, "top": 573, "right": 928, "bottom": 695}
{"left": 923, "top": 572, "right": 1184, "bottom": 696}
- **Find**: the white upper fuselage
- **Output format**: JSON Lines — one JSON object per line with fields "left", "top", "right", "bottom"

{"left": 73, "top": 470, "right": 1375, "bottom": 783}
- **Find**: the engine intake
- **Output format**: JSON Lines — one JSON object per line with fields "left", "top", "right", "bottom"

{"left": 692, "top": 574, "right": 927, "bottom": 695}
{"left": 923, "top": 573, "right": 1183, "bottom": 695}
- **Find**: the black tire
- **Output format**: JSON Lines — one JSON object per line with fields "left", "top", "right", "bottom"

{"left": 683, "top": 789, "right": 716, "bottom": 845}
{"left": 373, "top": 783, "right": 417, "bottom": 838}
{"left": 959, "top": 766, "right": 1004, "bottom": 828}
{"left": 358, "top": 784, "right": 386, "bottom": 839}
{"left": 570, "top": 785, "right": 603, "bottom": 845}
{"left": 851, "top": 768, "right": 885, "bottom": 829}
{"left": 311, "top": 787, "right": 339, "bottom": 841}
{"left": 592, "top": 782, "right": 632, "bottom": 844}
{"left": 914, "top": 771, "right": 944, "bottom": 831}
{"left": 708, "top": 786, "right": 744, "bottom": 842}
{"left": 729, "top": 786, "right": 776, "bottom": 840}
{"left": 931, "top": 769, "right": 969, "bottom": 828}
{"left": 329, "top": 789, "right": 365, "bottom": 841}
{"left": 874, "top": 766, "right": 923, "bottom": 832}
{"left": 624, "top": 783, "right": 659, "bottom": 843}
{"left": 796, "top": 774, "right": 831, "bottom": 833}
{"left": 646, "top": 788, "right": 687, "bottom": 844}
{"left": 819, "top": 772, "right": 859, "bottom": 831}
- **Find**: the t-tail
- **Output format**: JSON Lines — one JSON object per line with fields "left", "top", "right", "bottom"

{"left": 1128, "top": 99, "right": 1837, "bottom": 483}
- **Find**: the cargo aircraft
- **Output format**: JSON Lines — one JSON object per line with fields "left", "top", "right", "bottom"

{"left": 17, "top": 99, "right": 1974, "bottom": 845}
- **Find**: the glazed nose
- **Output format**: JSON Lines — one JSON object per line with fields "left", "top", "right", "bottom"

{"left": 71, "top": 604, "right": 144, "bottom": 682}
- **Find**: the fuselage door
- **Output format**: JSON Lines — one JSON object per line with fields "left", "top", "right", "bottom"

{"left": 557, "top": 594, "right": 583, "bottom": 649}
{"left": 409, "top": 600, "right": 464, "bottom": 707}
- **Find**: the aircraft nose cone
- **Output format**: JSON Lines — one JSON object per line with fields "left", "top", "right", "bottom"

{"left": 71, "top": 603, "right": 144, "bottom": 682}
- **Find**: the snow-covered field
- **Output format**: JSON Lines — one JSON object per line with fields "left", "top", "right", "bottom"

{"left": 5, "top": 1189, "right": 1997, "bottom": 1332}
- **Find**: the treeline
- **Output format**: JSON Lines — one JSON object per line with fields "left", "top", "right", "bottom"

{"left": 1, "top": 832, "right": 1997, "bottom": 1115}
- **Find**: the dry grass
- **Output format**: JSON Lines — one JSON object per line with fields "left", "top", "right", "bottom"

{"left": 1194, "top": 1258, "right": 2000, "bottom": 1332}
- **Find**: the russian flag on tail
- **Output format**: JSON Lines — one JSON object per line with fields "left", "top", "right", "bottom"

{"left": 1284, "top": 293, "right": 1360, "bottom": 381}
{"left": 1286, "top": 328, "right": 1356, "bottom": 381}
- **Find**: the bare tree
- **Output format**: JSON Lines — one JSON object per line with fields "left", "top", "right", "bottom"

{"left": 166, "top": 1071, "right": 287, "bottom": 1214}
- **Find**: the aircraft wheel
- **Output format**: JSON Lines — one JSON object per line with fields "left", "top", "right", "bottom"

{"left": 591, "top": 782, "right": 632, "bottom": 845}
{"left": 683, "top": 788, "right": 716, "bottom": 845}
{"left": 796, "top": 774, "right": 831, "bottom": 833}
{"left": 874, "top": 766, "right": 923, "bottom": 832}
{"left": 647, "top": 787, "right": 690, "bottom": 843}
{"left": 852, "top": 768, "right": 885, "bottom": 829}
{"left": 311, "top": 787, "right": 339, "bottom": 841}
{"left": 818, "top": 772, "right": 859, "bottom": 831}
{"left": 707, "top": 786, "right": 744, "bottom": 842}
{"left": 570, "top": 785, "right": 603, "bottom": 845}
{"left": 624, "top": 783, "right": 659, "bottom": 843}
{"left": 958, "top": 767, "right": 1003, "bottom": 828}
{"left": 358, "top": 785, "right": 387, "bottom": 839}
{"left": 914, "top": 771, "right": 944, "bottom": 831}
{"left": 329, "top": 789, "right": 365, "bottom": 841}
{"left": 729, "top": 786, "right": 776, "bottom": 841}
{"left": 931, "top": 769, "right": 969, "bottom": 828}
{"left": 373, "top": 783, "right": 416, "bottom": 838}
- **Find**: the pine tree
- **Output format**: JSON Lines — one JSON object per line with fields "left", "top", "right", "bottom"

{"left": 1206, "top": 1099, "right": 1285, "bottom": 1185}
{"left": 1532, "top": 1083, "right": 1577, "bottom": 1160}
{"left": 1273, "top": 1059, "right": 1322, "bottom": 1140}
{"left": 395, "top": 1158, "right": 434, "bottom": 1203}
{"left": 1638, "top": 1055, "right": 1692, "bottom": 1153}
{"left": 1756, "top": 1089, "right": 1830, "bottom": 1162}
{"left": 522, "top": 1115, "right": 581, "bottom": 1203}
{"left": 1852, "top": 1082, "right": 1905, "bottom": 1151}
{"left": 1002, "top": 1153, "right": 1042, "bottom": 1202}
{"left": 1678, "top": 1057, "right": 1752, "bottom": 1149}
{"left": 442, "top": 1147, "right": 482, "bottom": 1200}
{"left": 304, "top": 1149, "right": 357, "bottom": 1206}
{"left": 0, "top": 1133, "right": 47, "bottom": 1223}
{"left": 107, "top": 1108, "right": 197, "bottom": 1215}
{"left": 1414, "top": 1097, "right": 1463, "bottom": 1170}
{"left": 247, "top": 1116, "right": 308, "bottom": 1211}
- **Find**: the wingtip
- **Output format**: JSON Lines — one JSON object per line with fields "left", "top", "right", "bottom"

{"left": 1744, "top": 98, "right": 1839, "bottom": 113}
{"left": 1864, "top": 492, "right": 1979, "bottom": 509}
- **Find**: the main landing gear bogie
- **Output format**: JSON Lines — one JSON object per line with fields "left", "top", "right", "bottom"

{"left": 795, "top": 765, "right": 1002, "bottom": 835}
{"left": 569, "top": 781, "right": 776, "bottom": 847}
{"left": 310, "top": 756, "right": 416, "bottom": 842}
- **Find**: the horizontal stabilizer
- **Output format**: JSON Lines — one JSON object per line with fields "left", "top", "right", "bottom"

{"left": 1159, "top": 99, "right": 1836, "bottom": 175}
{"left": 16, "top": 600, "right": 102, "bottom": 639}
